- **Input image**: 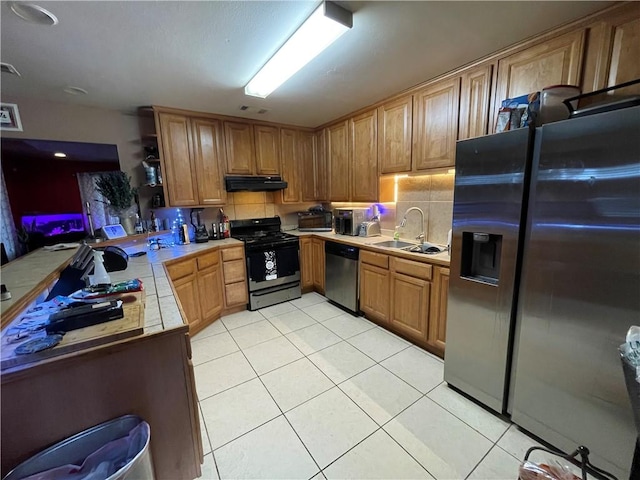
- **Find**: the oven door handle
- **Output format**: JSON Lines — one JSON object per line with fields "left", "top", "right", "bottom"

{"left": 252, "top": 281, "right": 301, "bottom": 296}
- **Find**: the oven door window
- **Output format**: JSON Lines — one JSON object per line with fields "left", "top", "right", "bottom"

{"left": 247, "top": 244, "right": 300, "bottom": 283}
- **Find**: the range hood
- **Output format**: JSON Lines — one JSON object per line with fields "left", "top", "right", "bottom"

{"left": 225, "top": 175, "right": 287, "bottom": 192}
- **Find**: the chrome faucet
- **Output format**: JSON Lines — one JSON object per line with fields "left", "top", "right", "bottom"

{"left": 400, "top": 207, "right": 426, "bottom": 243}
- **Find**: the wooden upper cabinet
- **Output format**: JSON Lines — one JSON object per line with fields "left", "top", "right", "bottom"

{"left": 315, "top": 129, "right": 328, "bottom": 201}
{"left": 583, "top": 6, "right": 640, "bottom": 94}
{"left": 157, "top": 113, "right": 199, "bottom": 206}
{"left": 378, "top": 95, "right": 413, "bottom": 174}
{"left": 280, "top": 128, "right": 301, "bottom": 203}
{"left": 327, "top": 121, "right": 350, "bottom": 202}
{"left": 191, "top": 118, "right": 227, "bottom": 205}
{"left": 494, "top": 30, "right": 585, "bottom": 128}
{"left": 412, "top": 77, "right": 461, "bottom": 171}
{"left": 350, "top": 109, "right": 378, "bottom": 203}
{"left": 254, "top": 124, "right": 280, "bottom": 175}
{"left": 459, "top": 65, "right": 493, "bottom": 140}
{"left": 224, "top": 121, "right": 255, "bottom": 174}
{"left": 300, "top": 130, "right": 317, "bottom": 202}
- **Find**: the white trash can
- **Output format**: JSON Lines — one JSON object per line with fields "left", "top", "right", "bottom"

{"left": 3, "top": 415, "right": 154, "bottom": 480}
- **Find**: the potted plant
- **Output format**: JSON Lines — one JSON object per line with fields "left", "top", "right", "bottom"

{"left": 95, "top": 171, "right": 138, "bottom": 234}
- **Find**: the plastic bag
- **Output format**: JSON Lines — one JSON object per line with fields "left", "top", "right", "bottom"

{"left": 519, "top": 460, "right": 582, "bottom": 480}
{"left": 21, "top": 422, "right": 149, "bottom": 480}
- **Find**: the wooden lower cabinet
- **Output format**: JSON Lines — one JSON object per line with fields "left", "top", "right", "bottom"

{"left": 311, "top": 238, "right": 325, "bottom": 294}
{"left": 389, "top": 272, "right": 430, "bottom": 343}
{"left": 221, "top": 246, "right": 248, "bottom": 311}
{"left": 428, "top": 266, "right": 450, "bottom": 356}
{"left": 167, "top": 249, "right": 235, "bottom": 334}
{"left": 359, "top": 262, "right": 390, "bottom": 324}
{"left": 173, "top": 273, "right": 203, "bottom": 333}
{"left": 300, "top": 237, "right": 314, "bottom": 292}
{"left": 198, "top": 264, "right": 224, "bottom": 322}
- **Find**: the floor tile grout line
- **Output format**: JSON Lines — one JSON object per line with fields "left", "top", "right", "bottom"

{"left": 197, "top": 403, "right": 222, "bottom": 480}
{"left": 374, "top": 351, "right": 440, "bottom": 396}
{"left": 197, "top": 373, "right": 258, "bottom": 403}
{"left": 317, "top": 426, "right": 383, "bottom": 475}
{"left": 228, "top": 325, "right": 325, "bottom": 475}
{"left": 378, "top": 424, "right": 440, "bottom": 480}
{"left": 424, "top": 389, "right": 511, "bottom": 446}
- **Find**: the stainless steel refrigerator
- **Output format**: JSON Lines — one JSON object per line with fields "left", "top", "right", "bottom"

{"left": 444, "top": 104, "right": 640, "bottom": 478}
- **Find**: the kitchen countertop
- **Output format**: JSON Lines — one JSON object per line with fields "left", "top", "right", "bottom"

{"left": 289, "top": 230, "right": 451, "bottom": 267}
{"left": 1, "top": 230, "right": 448, "bottom": 339}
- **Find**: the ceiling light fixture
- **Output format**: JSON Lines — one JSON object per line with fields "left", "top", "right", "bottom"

{"left": 53, "top": 152, "right": 67, "bottom": 158}
{"left": 9, "top": 2, "right": 58, "bottom": 26}
{"left": 244, "top": 1, "right": 352, "bottom": 98}
{"left": 63, "top": 86, "right": 88, "bottom": 96}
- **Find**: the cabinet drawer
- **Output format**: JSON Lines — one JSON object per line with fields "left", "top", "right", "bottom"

{"left": 223, "top": 259, "right": 246, "bottom": 284}
{"left": 221, "top": 246, "right": 244, "bottom": 262}
{"left": 225, "top": 282, "right": 248, "bottom": 307}
{"left": 390, "top": 256, "right": 432, "bottom": 280}
{"left": 197, "top": 250, "right": 220, "bottom": 271}
{"left": 361, "top": 250, "right": 389, "bottom": 269}
{"left": 166, "top": 258, "right": 197, "bottom": 281}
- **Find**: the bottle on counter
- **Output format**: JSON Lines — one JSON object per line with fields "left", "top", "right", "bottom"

{"left": 219, "top": 208, "right": 230, "bottom": 239}
{"left": 211, "top": 223, "right": 218, "bottom": 240}
{"left": 149, "top": 210, "right": 157, "bottom": 232}
{"left": 134, "top": 214, "right": 144, "bottom": 234}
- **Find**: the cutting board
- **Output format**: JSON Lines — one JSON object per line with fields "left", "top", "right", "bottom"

{"left": 1, "top": 292, "right": 145, "bottom": 370}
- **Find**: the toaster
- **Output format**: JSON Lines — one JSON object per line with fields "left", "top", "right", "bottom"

{"left": 359, "top": 221, "right": 381, "bottom": 237}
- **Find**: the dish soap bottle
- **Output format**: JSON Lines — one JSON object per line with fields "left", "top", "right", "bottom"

{"left": 394, "top": 226, "right": 400, "bottom": 241}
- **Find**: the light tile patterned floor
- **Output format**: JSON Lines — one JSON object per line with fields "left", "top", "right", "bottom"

{"left": 192, "top": 294, "right": 543, "bottom": 480}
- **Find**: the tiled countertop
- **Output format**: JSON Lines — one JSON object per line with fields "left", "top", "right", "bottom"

{"left": 1, "top": 230, "right": 449, "bottom": 338}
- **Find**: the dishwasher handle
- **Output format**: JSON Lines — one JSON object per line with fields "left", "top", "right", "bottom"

{"left": 325, "top": 241, "right": 359, "bottom": 260}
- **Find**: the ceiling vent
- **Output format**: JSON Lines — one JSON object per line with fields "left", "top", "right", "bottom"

{"left": 1, "top": 62, "right": 21, "bottom": 76}
{"left": 239, "top": 105, "right": 269, "bottom": 115}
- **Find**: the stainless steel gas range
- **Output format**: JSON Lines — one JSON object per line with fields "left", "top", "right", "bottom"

{"left": 230, "top": 217, "right": 301, "bottom": 311}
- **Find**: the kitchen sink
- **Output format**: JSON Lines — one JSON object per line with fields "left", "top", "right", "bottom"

{"left": 372, "top": 240, "right": 416, "bottom": 248}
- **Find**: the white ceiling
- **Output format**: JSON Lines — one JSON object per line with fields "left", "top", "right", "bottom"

{"left": 1, "top": 1, "right": 611, "bottom": 128}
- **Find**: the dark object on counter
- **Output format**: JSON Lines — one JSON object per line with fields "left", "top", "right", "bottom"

{"left": 1, "top": 284, "right": 11, "bottom": 301}
{"left": 129, "top": 251, "right": 147, "bottom": 257}
{"left": 210, "top": 223, "right": 219, "bottom": 240}
{"left": 225, "top": 175, "right": 287, "bottom": 192}
{"left": 151, "top": 193, "right": 165, "bottom": 208}
{"left": 45, "top": 244, "right": 95, "bottom": 301}
{"left": 46, "top": 300, "right": 124, "bottom": 334}
{"left": 95, "top": 246, "right": 128, "bottom": 272}
{"left": 298, "top": 210, "right": 333, "bottom": 232}
{"left": 15, "top": 334, "right": 63, "bottom": 355}
{"left": 191, "top": 208, "right": 209, "bottom": 243}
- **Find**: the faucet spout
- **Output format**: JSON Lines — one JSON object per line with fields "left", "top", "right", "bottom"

{"left": 402, "top": 207, "right": 426, "bottom": 242}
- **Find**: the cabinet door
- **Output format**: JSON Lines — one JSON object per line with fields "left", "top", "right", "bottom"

{"left": 158, "top": 113, "right": 199, "bottom": 206}
{"left": 412, "top": 77, "right": 460, "bottom": 171}
{"left": 459, "top": 65, "right": 493, "bottom": 140}
{"left": 315, "top": 129, "right": 328, "bottom": 201}
{"left": 300, "top": 237, "right": 314, "bottom": 291}
{"left": 254, "top": 124, "right": 280, "bottom": 175}
{"left": 300, "top": 130, "right": 317, "bottom": 202}
{"left": 350, "top": 109, "right": 378, "bottom": 203}
{"left": 390, "top": 272, "right": 430, "bottom": 343}
{"left": 311, "top": 238, "right": 325, "bottom": 294}
{"left": 583, "top": 10, "right": 640, "bottom": 94}
{"left": 198, "top": 263, "right": 224, "bottom": 324}
{"left": 378, "top": 95, "right": 413, "bottom": 174}
{"left": 280, "top": 128, "right": 302, "bottom": 203}
{"left": 360, "top": 263, "right": 390, "bottom": 325}
{"left": 173, "top": 274, "right": 202, "bottom": 332}
{"left": 327, "top": 121, "right": 350, "bottom": 201}
{"left": 224, "top": 121, "right": 255, "bottom": 174}
{"left": 493, "top": 30, "right": 585, "bottom": 131}
{"left": 191, "top": 118, "right": 227, "bottom": 205}
{"left": 428, "top": 266, "right": 449, "bottom": 356}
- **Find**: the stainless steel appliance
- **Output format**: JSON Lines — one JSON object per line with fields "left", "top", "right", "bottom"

{"left": 297, "top": 210, "right": 333, "bottom": 232}
{"left": 225, "top": 175, "right": 287, "bottom": 192}
{"left": 325, "top": 241, "right": 359, "bottom": 314}
{"left": 334, "top": 208, "right": 368, "bottom": 235}
{"left": 445, "top": 104, "right": 639, "bottom": 478}
{"left": 358, "top": 221, "right": 381, "bottom": 237}
{"left": 230, "top": 217, "right": 301, "bottom": 310}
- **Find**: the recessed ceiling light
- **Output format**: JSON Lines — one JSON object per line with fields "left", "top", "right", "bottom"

{"left": 9, "top": 2, "right": 58, "bottom": 26}
{"left": 54, "top": 152, "right": 67, "bottom": 158}
{"left": 63, "top": 86, "right": 88, "bottom": 96}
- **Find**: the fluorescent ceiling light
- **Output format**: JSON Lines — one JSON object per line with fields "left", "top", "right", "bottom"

{"left": 245, "top": 1, "right": 352, "bottom": 98}
{"left": 54, "top": 152, "right": 66, "bottom": 158}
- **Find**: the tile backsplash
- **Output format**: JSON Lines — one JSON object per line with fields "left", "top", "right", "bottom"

{"left": 149, "top": 172, "right": 454, "bottom": 244}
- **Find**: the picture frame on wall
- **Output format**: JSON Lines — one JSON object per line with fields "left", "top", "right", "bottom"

{"left": 0, "top": 103, "right": 23, "bottom": 131}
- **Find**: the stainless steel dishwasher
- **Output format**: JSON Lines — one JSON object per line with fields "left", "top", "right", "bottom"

{"left": 325, "top": 241, "right": 359, "bottom": 314}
